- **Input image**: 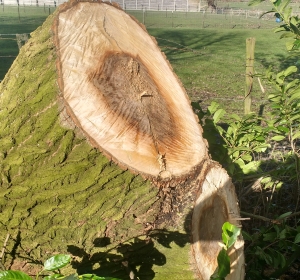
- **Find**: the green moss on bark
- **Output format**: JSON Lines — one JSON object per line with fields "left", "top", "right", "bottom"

{"left": 0, "top": 6, "right": 196, "bottom": 280}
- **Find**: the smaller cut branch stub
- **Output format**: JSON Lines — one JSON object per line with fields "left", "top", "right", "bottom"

{"left": 192, "top": 164, "right": 244, "bottom": 279}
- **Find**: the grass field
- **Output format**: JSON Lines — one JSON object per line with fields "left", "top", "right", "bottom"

{"left": 0, "top": 5, "right": 55, "bottom": 80}
{"left": 0, "top": 4, "right": 291, "bottom": 115}
{"left": 130, "top": 9, "right": 278, "bottom": 29}
{"left": 150, "top": 28, "right": 290, "bottom": 115}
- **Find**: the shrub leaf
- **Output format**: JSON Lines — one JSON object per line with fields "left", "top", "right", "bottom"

{"left": 43, "top": 254, "right": 71, "bottom": 271}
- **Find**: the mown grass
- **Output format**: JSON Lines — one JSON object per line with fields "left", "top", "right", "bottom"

{"left": 148, "top": 27, "right": 290, "bottom": 115}
{"left": 0, "top": 5, "right": 55, "bottom": 80}
{"left": 0, "top": 5, "right": 291, "bottom": 116}
{"left": 130, "top": 9, "right": 277, "bottom": 29}
{"left": 214, "top": 0, "right": 300, "bottom": 12}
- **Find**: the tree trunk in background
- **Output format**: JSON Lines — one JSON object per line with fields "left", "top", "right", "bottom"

{"left": 0, "top": 1, "right": 244, "bottom": 279}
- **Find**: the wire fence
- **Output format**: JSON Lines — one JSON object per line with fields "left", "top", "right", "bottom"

{"left": 1, "top": 0, "right": 60, "bottom": 6}
{"left": 0, "top": 4, "right": 58, "bottom": 80}
{"left": 129, "top": 9, "right": 278, "bottom": 29}
{"left": 0, "top": 1, "right": 282, "bottom": 81}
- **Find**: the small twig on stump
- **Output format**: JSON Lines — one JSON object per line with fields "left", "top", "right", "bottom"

{"left": 232, "top": 217, "right": 251, "bottom": 221}
{"left": 240, "top": 211, "right": 281, "bottom": 224}
{"left": 241, "top": 210, "right": 300, "bottom": 224}
{"left": 0, "top": 233, "right": 10, "bottom": 270}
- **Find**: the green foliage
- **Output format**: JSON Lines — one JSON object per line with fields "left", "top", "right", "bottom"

{"left": 263, "top": 66, "right": 300, "bottom": 199}
{"left": 247, "top": 5, "right": 300, "bottom": 279}
{"left": 243, "top": 216, "right": 300, "bottom": 279}
{"left": 265, "top": 65, "right": 300, "bottom": 151}
{"left": 194, "top": 101, "right": 270, "bottom": 179}
{"left": 0, "top": 271, "right": 32, "bottom": 280}
{"left": 222, "top": 222, "right": 242, "bottom": 249}
{"left": 210, "top": 222, "right": 241, "bottom": 280}
{"left": 216, "top": 249, "right": 230, "bottom": 279}
{"left": 0, "top": 255, "right": 120, "bottom": 280}
{"left": 196, "top": 1, "right": 300, "bottom": 278}
{"left": 250, "top": 0, "right": 300, "bottom": 53}
{"left": 193, "top": 0, "right": 300, "bottom": 186}
{"left": 195, "top": 97, "right": 298, "bottom": 196}
{"left": 43, "top": 255, "right": 71, "bottom": 272}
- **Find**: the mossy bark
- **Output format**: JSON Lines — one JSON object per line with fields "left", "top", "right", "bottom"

{"left": 0, "top": 9, "right": 196, "bottom": 280}
{"left": 0, "top": 2, "right": 244, "bottom": 279}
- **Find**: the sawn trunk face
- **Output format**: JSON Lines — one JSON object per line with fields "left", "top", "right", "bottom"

{"left": 53, "top": 0, "right": 208, "bottom": 179}
{"left": 0, "top": 1, "right": 244, "bottom": 279}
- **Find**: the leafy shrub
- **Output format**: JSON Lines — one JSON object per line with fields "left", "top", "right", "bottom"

{"left": 194, "top": 1, "right": 300, "bottom": 278}
{"left": 0, "top": 254, "right": 120, "bottom": 280}
{"left": 210, "top": 222, "right": 241, "bottom": 280}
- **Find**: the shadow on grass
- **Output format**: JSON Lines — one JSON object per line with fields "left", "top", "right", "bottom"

{"left": 67, "top": 230, "right": 190, "bottom": 280}
{"left": 152, "top": 29, "right": 245, "bottom": 60}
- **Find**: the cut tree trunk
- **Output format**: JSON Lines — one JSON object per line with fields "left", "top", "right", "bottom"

{"left": 0, "top": 1, "right": 244, "bottom": 279}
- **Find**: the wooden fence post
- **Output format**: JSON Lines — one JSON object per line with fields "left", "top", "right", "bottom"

{"left": 245, "top": 37, "right": 255, "bottom": 114}
{"left": 142, "top": 7, "right": 145, "bottom": 24}
{"left": 17, "top": 3, "right": 20, "bottom": 22}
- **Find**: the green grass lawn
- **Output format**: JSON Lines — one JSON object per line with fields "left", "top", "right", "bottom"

{"left": 148, "top": 28, "right": 290, "bottom": 115}
{"left": 0, "top": 5, "right": 291, "bottom": 115}
{"left": 0, "top": 5, "right": 55, "bottom": 80}
{"left": 130, "top": 9, "right": 278, "bottom": 29}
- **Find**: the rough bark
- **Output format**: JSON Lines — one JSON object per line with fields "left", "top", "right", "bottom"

{"left": 0, "top": 1, "right": 244, "bottom": 279}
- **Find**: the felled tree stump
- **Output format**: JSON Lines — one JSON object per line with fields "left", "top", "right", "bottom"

{"left": 0, "top": 1, "right": 244, "bottom": 279}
